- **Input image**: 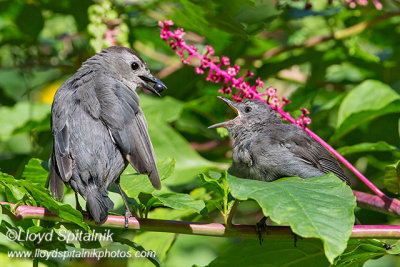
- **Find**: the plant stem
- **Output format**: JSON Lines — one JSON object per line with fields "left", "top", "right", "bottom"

{"left": 227, "top": 199, "right": 239, "bottom": 227}
{"left": 263, "top": 11, "right": 400, "bottom": 59}
{"left": 2, "top": 202, "right": 400, "bottom": 239}
{"left": 353, "top": 190, "right": 400, "bottom": 216}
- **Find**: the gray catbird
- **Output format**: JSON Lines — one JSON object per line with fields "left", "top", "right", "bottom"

{"left": 209, "top": 97, "right": 350, "bottom": 184}
{"left": 48, "top": 46, "right": 167, "bottom": 226}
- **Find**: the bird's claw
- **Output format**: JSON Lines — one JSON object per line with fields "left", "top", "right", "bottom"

{"left": 255, "top": 217, "right": 268, "bottom": 245}
{"left": 124, "top": 209, "right": 132, "bottom": 228}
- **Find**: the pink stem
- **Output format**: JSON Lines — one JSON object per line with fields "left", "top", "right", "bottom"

{"left": 1, "top": 202, "right": 400, "bottom": 238}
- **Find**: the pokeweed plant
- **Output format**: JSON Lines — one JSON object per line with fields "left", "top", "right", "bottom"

{"left": 158, "top": 19, "right": 389, "bottom": 200}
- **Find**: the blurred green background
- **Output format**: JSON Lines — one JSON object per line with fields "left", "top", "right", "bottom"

{"left": 0, "top": 0, "right": 400, "bottom": 266}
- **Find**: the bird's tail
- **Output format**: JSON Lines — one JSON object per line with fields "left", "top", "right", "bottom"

{"left": 86, "top": 181, "right": 114, "bottom": 225}
{"left": 48, "top": 153, "right": 65, "bottom": 201}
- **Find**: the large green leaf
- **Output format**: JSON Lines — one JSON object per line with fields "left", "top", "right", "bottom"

{"left": 139, "top": 95, "right": 220, "bottom": 186}
{"left": 333, "top": 80, "right": 400, "bottom": 140}
{"left": 337, "top": 142, "right": 397, "bottom": 156}
{"left": 227, "top": 174, "right": 356, "bottom": 263}
{"left": 208, "top": 239, "right": 329, "bottom": 267}
{"left": 120, "top": 158, "right": 175, "bottom": 199}
{"left": 22, "top": 158, "right": 49, "bottom": 186}
{"left": 152, "top": 192, "right": 206, "bottom": 215}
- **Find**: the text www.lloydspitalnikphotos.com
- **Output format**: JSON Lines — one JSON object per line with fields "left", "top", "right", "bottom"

{"left": 5, "top": 228, "right": 156, "bottom": 260}
{"left": 8, "top": 248, "right": 156, "bottom": 260}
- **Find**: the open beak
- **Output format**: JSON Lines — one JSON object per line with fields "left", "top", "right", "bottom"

{"left": 139, "top": 74, "right": 167, "bottom": 97}
{"left": 208, "top": 96, "right": 241, "bottom": 129}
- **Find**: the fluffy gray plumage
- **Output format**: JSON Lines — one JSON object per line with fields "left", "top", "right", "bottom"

{"left": 209, "top": 97, "right": 350, "bottom": 185}
{"left": 48, "top": 46, "right": 167, "bottom": 225}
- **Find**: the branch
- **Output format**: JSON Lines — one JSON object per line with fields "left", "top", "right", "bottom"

{"left": 263, "top": 11, "right": 400, "bottom": 59}
{"left": 2, "top": 202, "right": 400, "bottom": 239}
{"left": 353, "top": 190, "right": 400, "bottom": 216}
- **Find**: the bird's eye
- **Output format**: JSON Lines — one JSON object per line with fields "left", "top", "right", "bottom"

{"left": 245, "top": 106, "right": 252, "bottom": 113}
{"left": 131, "top": 62, "right": 139, "bottom": 70}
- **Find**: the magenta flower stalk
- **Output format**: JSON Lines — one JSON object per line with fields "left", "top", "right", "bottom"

{"left": 159, "top": 20, "right": 388, "bottom": 199}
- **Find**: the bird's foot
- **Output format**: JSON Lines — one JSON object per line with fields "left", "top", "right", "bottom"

{"left": 124, "top": 209, "right": 133, "bottom": 228}
{"left": 293, "top": 232, "right": 298, "bottom": 247}
{"left": 255, "top": 217, "right": 268, "bottom": 245}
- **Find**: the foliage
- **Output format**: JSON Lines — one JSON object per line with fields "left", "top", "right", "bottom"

{"left": 0, "top": 0, "right": 400, "bottom": 266}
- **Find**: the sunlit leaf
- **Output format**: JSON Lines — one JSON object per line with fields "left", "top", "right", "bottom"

{"left": 228, "top": 174, "right": 356, "bottom": 263}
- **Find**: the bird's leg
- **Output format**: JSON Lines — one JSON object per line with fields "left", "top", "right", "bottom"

{"left": 117, "top": 183, "right": 138, "bottom": 228}
{"left": 293, "top": 232, "right": 298, "bottom": 247}
{"left": 255, "top": 216, "right": 268, "bottom": 245}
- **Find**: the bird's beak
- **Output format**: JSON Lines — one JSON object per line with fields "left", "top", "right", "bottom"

{"left": 208, "top": 96, "right": 241, "bottom": 129}
{"left": 139, "top": 74, "right": 167, "bottom": 97}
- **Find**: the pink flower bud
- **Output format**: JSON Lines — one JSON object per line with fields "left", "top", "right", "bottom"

{"left": 266, "top": 87, "right": 277, "bottom": 97}
{"left": 300, "top": 108, "right": 310, "bottom": 115}
{"left": 201, "top": 58, "right": 211, "bottom": 68}
{"left": 256, "top": 77, "right": 264, "bottom": 88}
{"left": 206, "top": 45, "right": 215, "bottom": 55}
{"left": 227, "top": 67, "right": 238, "bottom": 76}
{"left": 270, "top": 96, "right": 280, "bottom": 106}
{"left": 221, "top": 56, "right": 230, "bottom": 65}
{"left": 195, "top": 67, "right": 204, "bottom": 74}
{"left": 164, "top": 20, "right": 174, "bottom": 26}
{"left": 303, "top": 117, "right": 312, "bottom": 125}
{"left": 239, "top": 81, "right": 249, "bottom": 90}
{"left": 174, "top": 28, "right": 184, "bottom": 39}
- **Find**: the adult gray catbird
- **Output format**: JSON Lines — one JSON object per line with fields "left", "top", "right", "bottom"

{"left": 209, "top": 97, "right": 350, "bottom": 184}
{"left": 48, "top": 46, "right": 167, "bottom": 226}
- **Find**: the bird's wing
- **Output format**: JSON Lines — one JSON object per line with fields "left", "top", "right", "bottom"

{"left": 281, "top": 125, "right": 350, "bottom": 185}
{"left": 95, "top": 77, "right": 161, "bottom": 189}
{"left": 49, "top": 87, "right": 74, "bottom": 200}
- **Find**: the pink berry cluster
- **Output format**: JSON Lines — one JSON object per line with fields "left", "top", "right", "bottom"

{"left": 159, "top": 20, "right": 312, "bottom": 128}
{"left": 344, "top": 0, "right": 383, "bottom": 9}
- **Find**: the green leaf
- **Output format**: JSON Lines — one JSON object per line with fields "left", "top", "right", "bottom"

{"left": 383, "top": 161, "right": 400, "bottom": 194}
{"left": 22, "top": 158, "right": 49, "bottom": 186}
{"left": 114, "top": 235, "right": 162, "bottom": 267}
{"left": 207, "top": 239, "right": 329, "bottom": 267}
{"left": 337, "top": 142, "right": 397, "bottom": 156}
{"left": 0, "top": 101, "right": 51, "bottom": 142}
{"left": 335, "top": 240, "right": 387, "bottom": 267}
{"left": 0, "top": 173, "right": 88, "bottom": 230}
{"left": 20, "top": 180, "right": 89, "bottom": 230}
{"left": 333, "top": 80, "right": 400, "bottom": 140}
{"left": 15, "top": 4, "right": 44, "bottom": 38}
{"left": 120, "top": 158, "right": 175, "bottom": 199}
{"left": 130, "top": 232, "right": 175, "bottom": 267}
{"left": 152, "top": 192, "right": 206, "bottom": 215}
{"left": 227, "top": 174, "right": 356, "bottom": 263}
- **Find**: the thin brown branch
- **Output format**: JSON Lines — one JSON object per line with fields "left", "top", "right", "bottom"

{"left": 2, "top": 202, "right": 400, "bottom": 239}
{"left": 263, "top": 11, "right": 400, "bottom": 59}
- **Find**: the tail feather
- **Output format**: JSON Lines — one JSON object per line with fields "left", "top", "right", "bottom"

{"left": 48, "top": 155, "right": 65, "bottom": 201}
{"left": 86, "top": 182, "right": 114, "bottom": 225}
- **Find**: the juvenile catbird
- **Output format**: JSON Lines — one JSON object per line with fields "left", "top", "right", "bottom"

{"left": 209, "top": 97, "right": 350, "bottom": 184}
{"left": 48, "top": 46, "right": 167, "bottom": 226}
